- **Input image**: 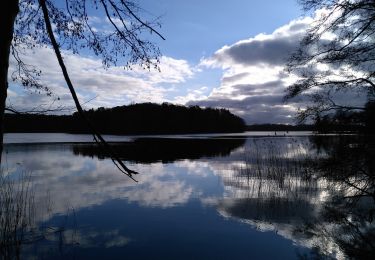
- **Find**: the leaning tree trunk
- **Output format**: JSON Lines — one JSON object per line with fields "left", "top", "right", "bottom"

{"left": 0, "top": 0, "right": 19, "bottom": 163}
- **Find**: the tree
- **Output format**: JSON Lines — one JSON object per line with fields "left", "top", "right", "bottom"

{"left": 0, "top": 0, "right": 164, "bottom": 177}
{"left": 285, "top": 0, "right": 375, "bottom": 124}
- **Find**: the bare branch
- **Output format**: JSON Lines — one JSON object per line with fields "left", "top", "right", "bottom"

{"left": 39, "top": 0, "right": 138, "bottom": 181}
{"left": 119, "top": 0, "right": 165, "bottom": 40}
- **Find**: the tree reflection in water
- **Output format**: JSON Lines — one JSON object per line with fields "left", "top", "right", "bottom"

{"left": 72, "top": 137, "right": 246, "bottom": 163}
{"left": 220, "top": 136, "right": 375, "bottom": 259}
{"left": 302, "top": 136, "right": 375, "bottom": 259}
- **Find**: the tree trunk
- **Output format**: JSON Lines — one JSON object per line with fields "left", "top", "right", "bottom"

{"left": 0, "top": 0, "right": 19, "bottom": 163}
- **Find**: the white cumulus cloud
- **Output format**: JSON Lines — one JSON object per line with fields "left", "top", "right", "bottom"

{"left": 7, "top": 45, "right": 195, "bottom": 112}
{"left": 190, "top": 17, "right": 314, "bottom": 124}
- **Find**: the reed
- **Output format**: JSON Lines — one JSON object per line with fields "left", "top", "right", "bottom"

{"left": 226, "top": 138, "right": 320, "bottom": 201}
{"left": 0, "top": 169, "right": 77, "bottom": 259}
{"left": 0, "top": 169, "right": 35, "bottom": 259}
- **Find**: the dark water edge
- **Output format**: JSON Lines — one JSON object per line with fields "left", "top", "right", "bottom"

{"left": 1, "top": 133, "right": 374, "bottom": 259}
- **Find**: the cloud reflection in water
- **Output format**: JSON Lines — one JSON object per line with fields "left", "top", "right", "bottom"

{"left": 3, "top": 135, "right": 365, "bottom": 259}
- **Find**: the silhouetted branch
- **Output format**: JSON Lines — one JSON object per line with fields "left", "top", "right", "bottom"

{"left": 5, "top": 103, "right": 73, "bottom": 115}
{"left": 39, "top": 0, "right": 138, "bottom": 181}
{"left": 285, "top": 0, "right": 375, "bottom": 123}
{"left": 118, "top": 0, "right": 165, "bottom": 40}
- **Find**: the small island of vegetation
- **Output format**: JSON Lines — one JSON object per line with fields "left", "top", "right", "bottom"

{"left": 4, "top": 103, "right": 246, "bottom": 134}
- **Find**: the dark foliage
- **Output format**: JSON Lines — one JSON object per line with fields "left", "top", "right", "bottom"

{"left": 4, "top": 103, "right": 246, "bottom": 134}
{"left": 310, "top": 135, "right": 375, "bottom": 199}
{"left": 11, "top": 0, "right": 163, "bottom": 93}
{"left": 313, "top": 100, "right": 375, "bottom": 133}
{"left": 285, "top": 0, "right": 375, "bottom": 122}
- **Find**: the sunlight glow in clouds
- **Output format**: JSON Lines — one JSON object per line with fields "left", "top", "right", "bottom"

{"left": 188, "top": 17, "right": 314, "bottom": 124}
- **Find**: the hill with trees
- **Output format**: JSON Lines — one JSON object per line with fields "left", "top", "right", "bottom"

{"left": 4, "top": 103, "right": 246, "bottom": 134}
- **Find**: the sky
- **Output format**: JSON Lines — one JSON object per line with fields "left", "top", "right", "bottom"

{"left": 8, "top": 0, "right": 316, "bottom": 124}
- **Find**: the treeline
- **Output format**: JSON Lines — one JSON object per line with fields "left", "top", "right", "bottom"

{"left": 4, "top": 103, "right": 246, "bottom": 134}
{"left": 246, "top": 124, "right": 314, "bottom": 131}
{"left": 313, "top": 102, "right": 374, "bottom": 134}
{"left": 247, "top": 100, "right": 375, "bottom": 133}
{"left": 246, "top": 122, "right": 368, "bottom": 133}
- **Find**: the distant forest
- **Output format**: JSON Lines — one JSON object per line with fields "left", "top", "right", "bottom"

{"left": 4, "top": 103, "right": 246, "bottom": 134}
{"left": 246, "top": 124, "right": 314, "bottom": 131}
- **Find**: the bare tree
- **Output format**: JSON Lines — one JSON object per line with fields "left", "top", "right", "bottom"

{"left": 285, "top": 0, "right": 375, "bottom": 122}
{"left": 0, "top": 0, "right": 164, "bottom": 177}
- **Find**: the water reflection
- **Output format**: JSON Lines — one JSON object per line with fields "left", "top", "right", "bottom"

{"left": 1, "top": 135, "right": 373, "bottom": 259}
{"left": 72, "top": 137, "right": 246, "bottom": 163}
{"left": 0, "top": 170, "right": 79, "bottom": 259}
{"left": 211, "top": 136, "right": 375, "bottom": 259}
{"left": 300, "top": 136, "right": 375, "bottom": 259}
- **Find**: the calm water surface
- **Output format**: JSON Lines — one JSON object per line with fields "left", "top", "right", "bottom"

{"left": 1, "top": 133, "right": 373, "bottom": 259}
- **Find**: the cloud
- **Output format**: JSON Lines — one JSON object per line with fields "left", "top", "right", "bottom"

{"left": 201, "top": 17, "right": 311, "bottom": 69}
{"left": 173, "top": 86, "right": 209, "bottom": 104}
{"left": 190, "top": 17, "right": 315, "bottom": 124}
{"left": 210, "top": 36, "right": 296, "bottom": 67}
{"left": 105, "top": 236, "right": 131, "bottom": 248}
{"left": 7, "top": 45, "right": 194, "bottom": 112}
{"left": 189, "top": 97, "right": 297, "bottom": 124}
{"left": 193, "top": 12, "right": 370, "bottom": 124}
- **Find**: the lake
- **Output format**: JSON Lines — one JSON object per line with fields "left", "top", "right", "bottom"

{"left": 1, "top": 133, "right": 373, "bottom": 259}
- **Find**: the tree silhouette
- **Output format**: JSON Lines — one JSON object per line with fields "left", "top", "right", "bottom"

{"left": 4, "top": 103, "right": 246, "bottom": 134}
{"left": 285, "top": 0, "right": 375, "bottom": 124}
{"left": 0, "top": 0, "right": 164, "bottom": 176}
